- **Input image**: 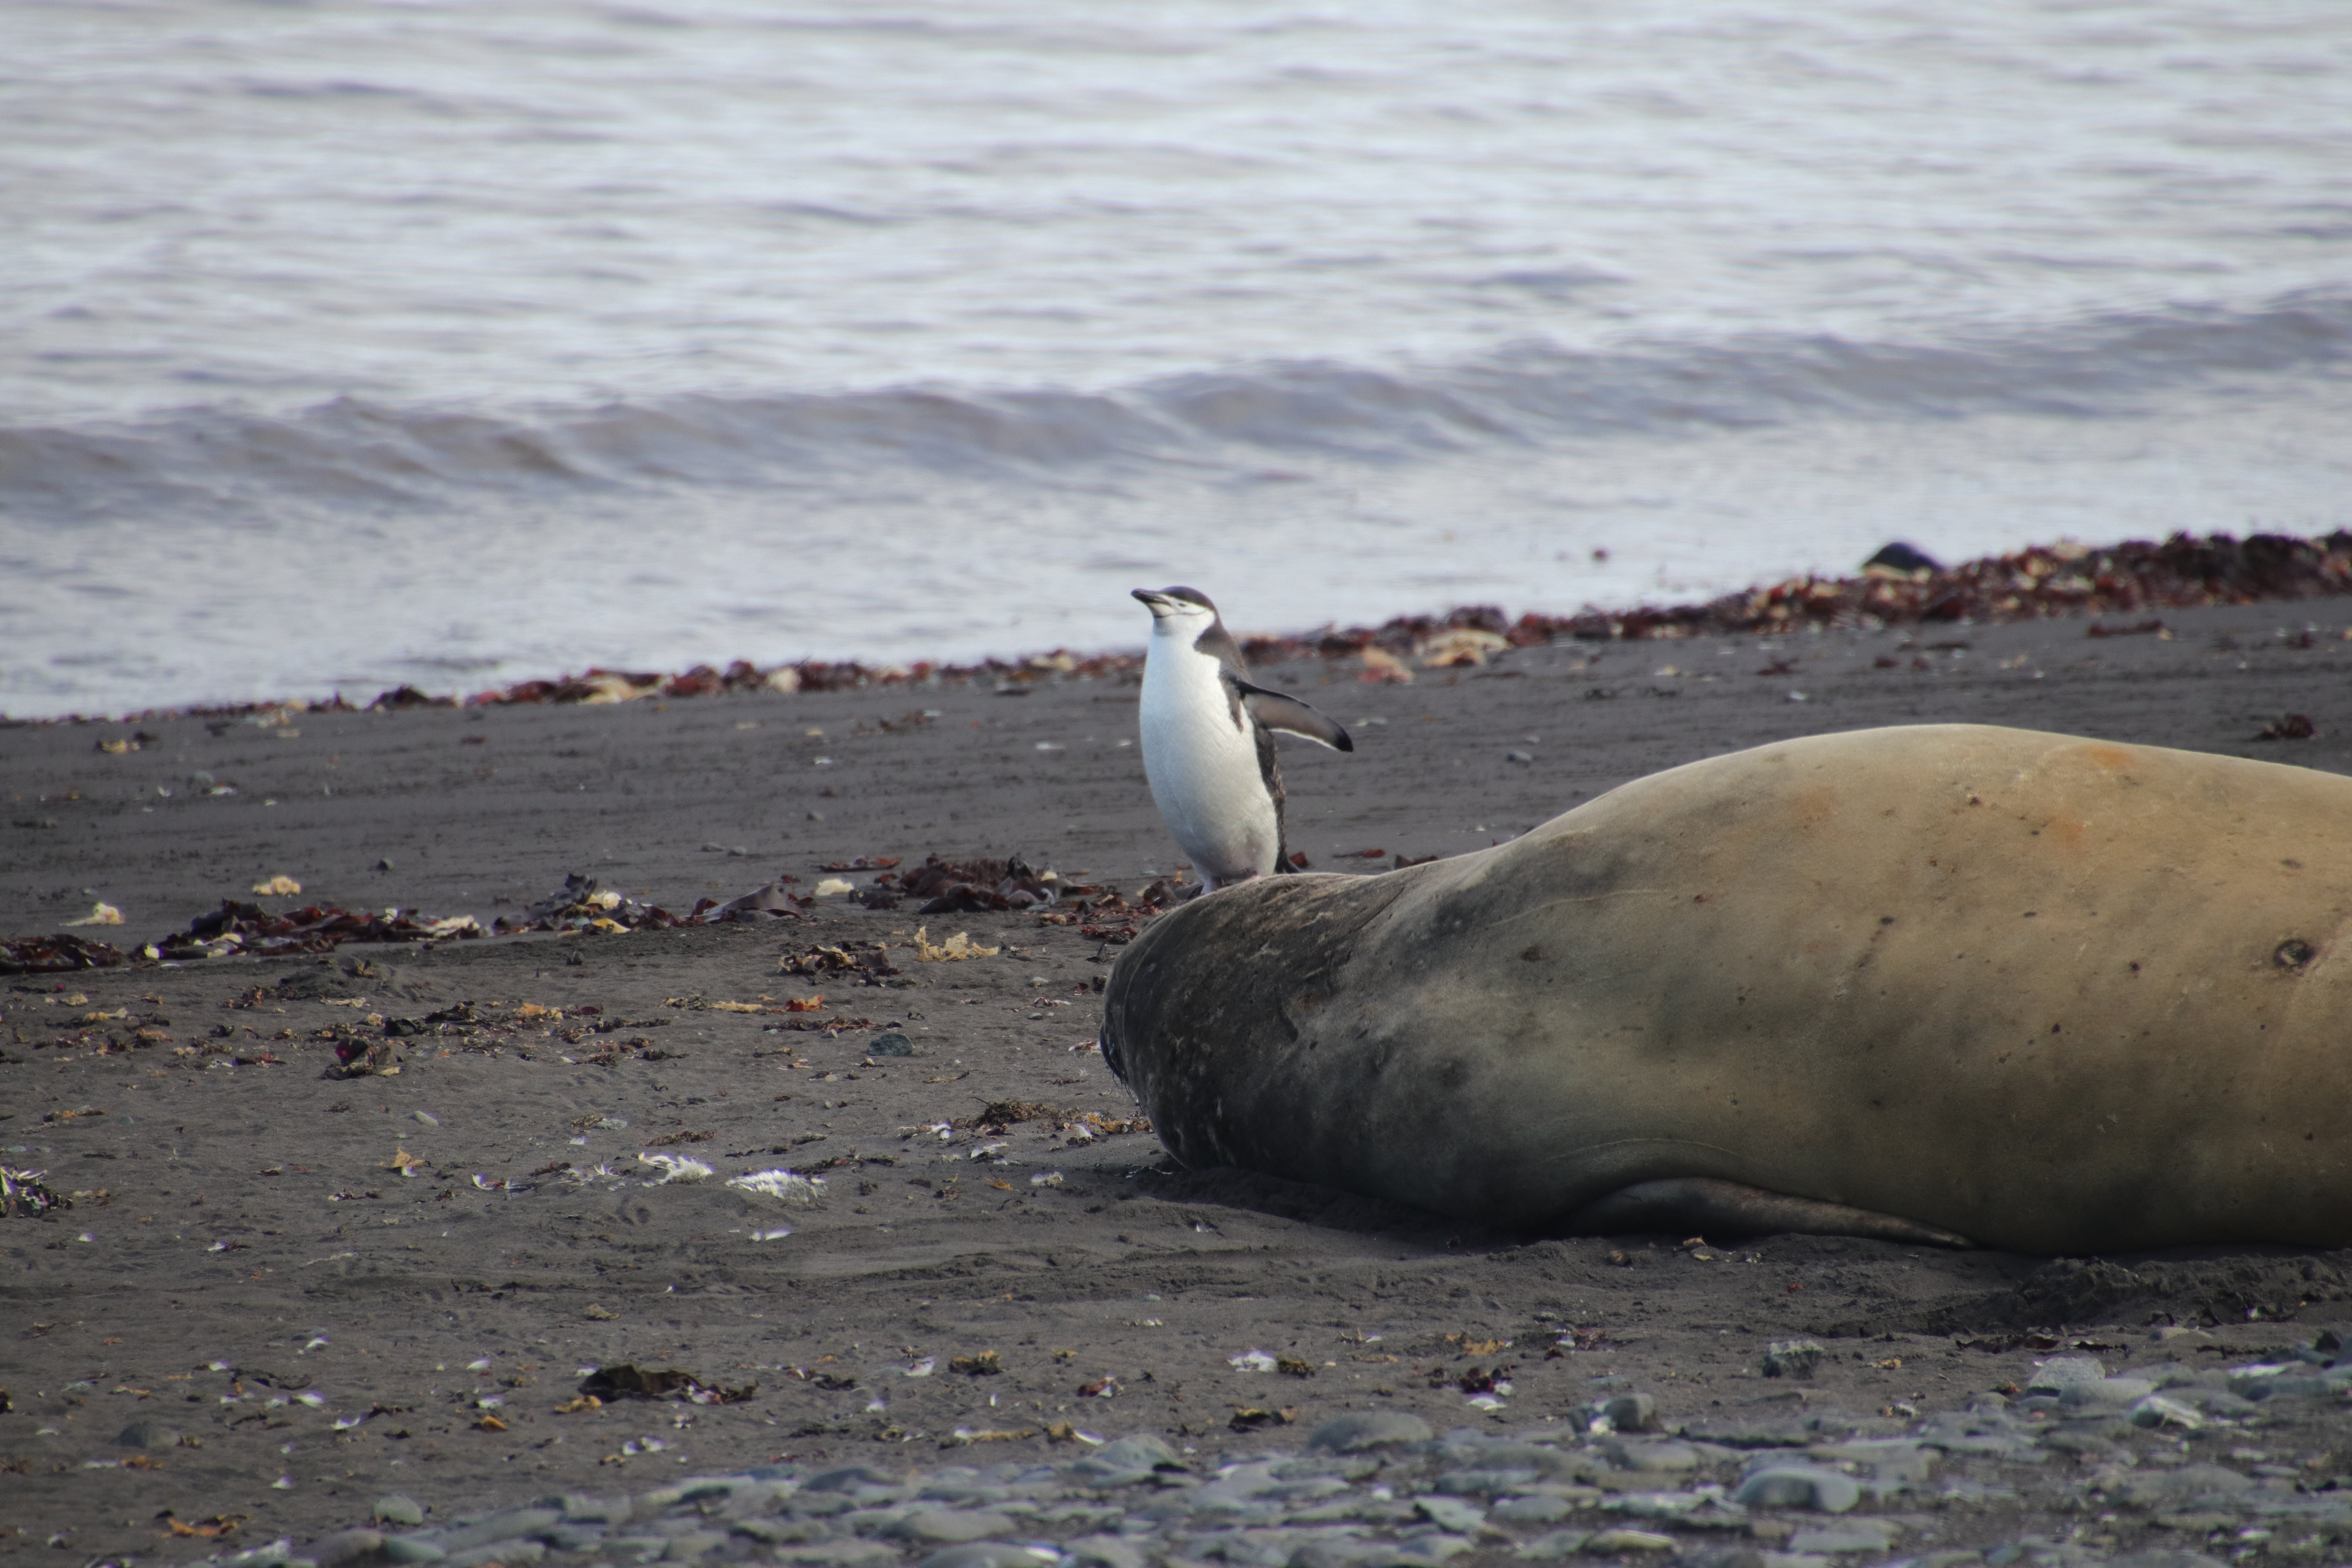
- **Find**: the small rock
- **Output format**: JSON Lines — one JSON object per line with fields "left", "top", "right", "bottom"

{"left": 1415, "top": 1496, "right": 1488, "bottom": 1534}
{"left": 1089, "top": 1433, "right": 1179, "bottom": 1472}
{"left": 115, "top": 1419, "right": 180, "bottom": 1451}
{"left": 2024, "top": 1355, "right": 2105, "bottom": 1394}
{"left": 311, "top": 1528, "right": 388, "bottom": 1568}
{"left": 1506, "top": 750, "right": 1535, "bottom": 764}
{"left": 1761, "top": 1340, "right": 1824, "bottom": 1379}
{"left": 434, "top": 1506, "right": 563, "bottom": 1554}
{"left": 374, "top": 1494, "right": 428, "bottom": 1527}
{"left": 1584, "top": 1528, "right": 1677, "bottom": 1553}
{"left": 1787, "top": 1520, "right": 1901, "bottom": 1555}
{"left": 880, "top": 1509, "right": 1016, "bottom": 1544}
{"left": 2060, "top": 1377, "right": 2156, "bottom": 1412}
{"left": 915, "top": 1545, "right": 1054, "bottom": 1568}
{"left": 777, "top": 1544, "right": 898, "bottom": 1568}
{"left": 1597, "top": 1437, "right": 1701, "bottom": 1473}
{"left": 376, "top": 857, "right": 396, "bottom": 871}
{"left": 1308, "top": 1411, "right": 1435, "bottom": 1452}
{"left": 1494, "top": 1496, "right": 1579, "bottom": 1526}
{"left": 805, "top": 1465, "right": 903, "bottom": 1494}
{"left": 446, "top": 1544, "right": 543, "bottom": 1568}
{"left": 411, "top": 1110, "right": 440, "bottom": 1126}
{"left": 1862, "top": 541, "right": 1942, "bottom": 577}
{"left": 1514, "top": 1530, "right": 1592, "bottom": 1559}
{"left": 2130, "top": 1396, "right": 2204, "bottom": 1430}
{"left": 1599, "top": 1392, "right": 1660, "bottom": 1432}
{"left": 1060, "top": 1538, "right": 1149, "bottom": 1568}
{"left": 660, "top": 1531, "right": 732, "bottom": 1561}
{"left": 382, "top": 1541, "right": 450, "bottom": 1564}
{"left": 1734, "top": 1466, "right": 1862, "bottom": 1513}
{"left": 868, "top": 1032, "right": 915, "bottom": 1057}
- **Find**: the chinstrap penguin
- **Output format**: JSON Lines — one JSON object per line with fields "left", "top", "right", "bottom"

{"left": 1132, "top": 586, "right": 1353, "bottom": 891}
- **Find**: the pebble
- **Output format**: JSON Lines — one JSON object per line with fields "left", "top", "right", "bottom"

{"left": 114, "top": 1418, "right": 180, "bottom": 1451}
{"left": 376, "top": 1494, "right": 429, "bottom": 1527}
{"left": 283, "top": 1354, "right": 2341, "bottom": 1568}
{"left": 1309, "top": 1412, "right": 1436, "bottom": 1452}
{"left": 879, "top": 1510, "right": 1017, "bottom": 1544}
{"left": 1734, "top": 1466, "right": 1863, "bottom": 1513}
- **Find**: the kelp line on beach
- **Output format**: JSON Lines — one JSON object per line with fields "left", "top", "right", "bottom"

{"left": 16, "top": 529, "right": 2352, "bottom": 724}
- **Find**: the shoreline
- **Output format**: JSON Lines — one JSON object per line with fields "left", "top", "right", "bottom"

{"left": 9, "top": 528, "right": 2349, "bottom": 728}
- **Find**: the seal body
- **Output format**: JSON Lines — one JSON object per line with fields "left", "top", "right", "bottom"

{"left": 1133, "top": 587, "right": 1351, "bottom": 890}
{"left": 1103, "top": 724, "right": 2352, "bottom": 1253}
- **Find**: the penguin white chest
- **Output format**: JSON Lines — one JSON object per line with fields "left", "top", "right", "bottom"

{"left": 1138, "top": 642, "right": 1278, "bottom": 884}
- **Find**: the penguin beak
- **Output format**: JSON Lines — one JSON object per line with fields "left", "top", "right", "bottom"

{"left": 1132, "top": 588, "right": 1174, "bottom": 617}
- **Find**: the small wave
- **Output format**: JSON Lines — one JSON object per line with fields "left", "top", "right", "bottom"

{"left": 4, "top": 292, "right": 2347, "bottom": 519}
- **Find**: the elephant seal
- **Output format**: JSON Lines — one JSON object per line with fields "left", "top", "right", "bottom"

{"left": 1102, "top": 724, "right": 2352, "bottom": 1253}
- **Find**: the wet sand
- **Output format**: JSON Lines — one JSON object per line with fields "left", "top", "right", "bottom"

{"left": 4, "top": 601, "right": 2352, "bottom": 1563}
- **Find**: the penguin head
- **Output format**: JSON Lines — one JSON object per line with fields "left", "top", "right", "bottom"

{"left": 1132, "top": 586, "right": 1220, "bottom": 642}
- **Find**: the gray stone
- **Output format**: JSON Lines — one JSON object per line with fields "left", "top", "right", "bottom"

{"left": 2060, "top": 1377, "right": 2157, "bottom": 1411}
{"left": 1090, "top": 1434, "right": 1182, "bottom": 1472}
{"left": 1734, "top": 1467, "right": 1862, "bottom": 1513}
{"left": 1435, "top": 1468, "right": 1538, "bottom": 1498}
{"left": 435, "top": 1506, "right": 564, "bottom": 1554}
{"left": 1414, "top": 1496, "right": 1488, "bottom": 1534}
{"left": 1599, "top": 1394, "right": 1660, "bottom": 1433}
{"left": 916, "top": 1546, "right": 1056, "bottom": 1568}
{"left": 869, "top": 1033, "right": 916, "bottom": 1056}
{"left": 795, "top": 1493, "right": 860, "bottom": 1517}
{"left": 880, "top": 1508, "right": 1017, "bottom": 1544}
{"left": 1583, "top": 1527, "right": 1678, "bottom": 1553}
{"left": 920, "top": 1483, "right": 1017, "bottom": 1505}
{"left": 1476, "top": 1445, "right": 1586, "bottom": 1479}
{"left": 659, "top": 1530, "right": 731, "bottom": 1561}
{"left": 374, "top": 1496, "right": 429, "bottom": 1529}
{"left": 599, "top": 1539, "right": 673, "bottom": 1566}
{"left": 776, "top": 1543, "right": 900, "bottom": 1568}
{"left": 310, "top": 1529, "right": 387, "bottom": 1568}
{"left": 2108, "top": 1464, "right": 2255, "bottom": 1509}
{"left": 1680, "top": 1419, "right": 1819, "bottom": 1450}
{"left": 538, "top": 1524, "right": 606, "bottom": 1552}
{"left": 843, "top": 1504, "right": 918, "bottom": 1536}
{"left": 557, "top": 1493, "right": 634, "bottom": 1524}
{"left": 2024, "top": 1356, "right": 2106, "bottom": 1394}
{"left": 1762, "top": 1340, "right": 1825, "bottom": 1379}
{"left": 1807, "top": 1440, "right": 1937, "bottom": 1485}
{"left": 1309, "top": 1412, "right": 1435, "bottom": 1453}
{"left": 2130, "top": 1395, "right": 2205, "bottom": 1430}
{"left": 738, "top": 1518, "right": 839, "bottom": 1544}
{"left": 1512, "top": 1531, "right": 1592, "bottom": 1560}
{"left": 807, "top": 1464, "right": 904, "bottom": 1493}
{"left": 1786, "top": 1520, "right": 1901, "bottom": 1555}
{"left": 1493, "top": 1495, "right": 1579, "bottom": 1525}
{"left": 381, "top": 1539, "right": 449, "bottom": 1564}
{"left": 1597, "top": 1438, "right": 1702, "bottom": 1473}
{"left": 115, "top": 1419, "right": 180, "bottom": 1451}
{"left": 445, "top": 1544, "right": 545, "bottom": 1568}
{"left": 1063, "top": 1535, "right": 1150, "bottom": 1568}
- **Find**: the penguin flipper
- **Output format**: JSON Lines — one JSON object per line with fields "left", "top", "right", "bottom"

{"left": 1235, "top": 682, "right": 1354, "bottom": 752}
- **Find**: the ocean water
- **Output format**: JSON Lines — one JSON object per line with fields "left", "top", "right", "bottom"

{"left": 4, "top": 0, "right": 2349, "bottom": 717}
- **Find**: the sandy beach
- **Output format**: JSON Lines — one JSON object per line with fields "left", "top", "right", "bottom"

{"left": 6, "top": 598, "right": 2352, "bottom": 1565}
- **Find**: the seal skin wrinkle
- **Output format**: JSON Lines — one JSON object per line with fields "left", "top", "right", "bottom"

{"left": 1101, "top": 724, "right": 2352, "bottom": 1254}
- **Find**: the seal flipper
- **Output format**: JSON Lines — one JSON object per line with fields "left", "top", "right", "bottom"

{"left": 1563, "top": 1177, "right": 1973, "bottom": 1249}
